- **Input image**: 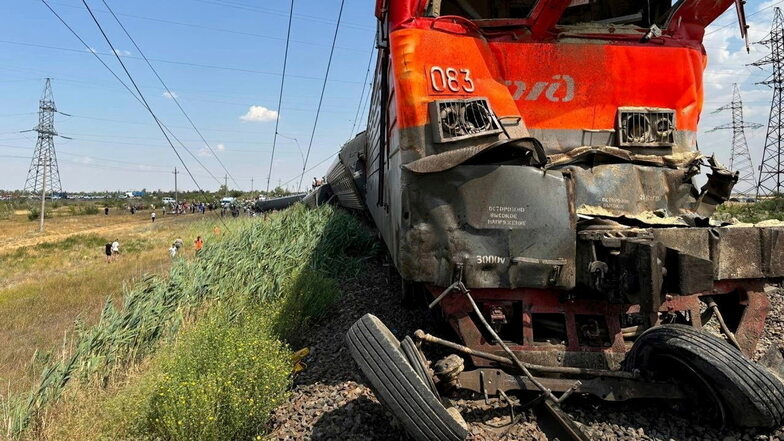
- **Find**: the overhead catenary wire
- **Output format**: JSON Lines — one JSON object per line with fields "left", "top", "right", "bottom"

{"left": 45, "top": 0, "right": 367, "bottom": 53}
{"left": 78, "top": 0, "right": 214, "bottom": 192}
{"left": 298, "top": 0, "right": 345, "bottom": 192}
{"left": 38, "top": 0, "right": 224, "bottom": 189}
{"left": 100, "top": 0, "right": 240, "bottom": 189}
{"left": 41, "top": 0, "right": 230, "bottom": 228}
{"left": 705, "top": 0, "right": 784, "bottom": 36}
{"left": 349, "top": 43, "right": 375, "bottom": 139}
{"left": 190, "top": 0, "right": 373, "bottom": 31}
{"left": 0, "top": 39, "right": 365, "bottom": 84}
{"left": 281, "top": 152, "right": 338, "bottom": 189}
{"left": 266, "top": 0, "right": 295, "bottom": 193}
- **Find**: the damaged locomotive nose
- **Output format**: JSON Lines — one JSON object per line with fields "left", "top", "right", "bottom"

{"left": 307, "top": 0, "right": 784, "bottom": 437}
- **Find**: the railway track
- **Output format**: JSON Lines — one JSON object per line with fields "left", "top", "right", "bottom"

{"left": 267, "top": 259, "right": 784, "bottom": 441}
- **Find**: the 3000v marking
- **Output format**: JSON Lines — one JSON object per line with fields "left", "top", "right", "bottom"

{"left": 476, "top": 255, "right": 507, "bottom": 265}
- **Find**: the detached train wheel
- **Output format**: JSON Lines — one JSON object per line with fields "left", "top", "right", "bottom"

{"left": 346, "top": 314, "right": 468, "bottom": 441}
{"left": 625, "top": 324, "right": 784, "bottom": 428}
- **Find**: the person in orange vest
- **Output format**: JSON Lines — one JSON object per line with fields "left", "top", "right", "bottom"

{"left": 194, "top": 236, "right": 204, "bottom": 255}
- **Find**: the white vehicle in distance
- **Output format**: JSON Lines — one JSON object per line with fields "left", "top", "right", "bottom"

{"left": 220, "top": 197, "right": 235, "bottom": 207}
{"left": 162, "top": 197, "right": 176, "bottom": 205}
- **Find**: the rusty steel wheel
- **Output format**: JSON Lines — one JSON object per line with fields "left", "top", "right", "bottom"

{"left": 625, "top": 324, "right": 784, "bottom": 428}
{"left": 346, "top": 314, "right": 468, "bottom": 441}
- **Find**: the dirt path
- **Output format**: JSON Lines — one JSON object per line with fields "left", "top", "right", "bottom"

{"left": 0, "top": 213, "right": 196, "bottom": 254}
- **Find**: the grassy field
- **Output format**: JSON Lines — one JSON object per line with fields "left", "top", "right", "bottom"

{"left": 0, "top": 206, "right": 226, "bottom": 395}
{"left": 1, "top": 204, "right": 375, "bottom": 441}
{"left": 715, "top": 195, "right": 784, "bottom": 223}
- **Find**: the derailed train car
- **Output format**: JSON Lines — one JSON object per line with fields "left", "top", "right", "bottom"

{"left": 309, "top": 0, "right": 784, "bottom": 438}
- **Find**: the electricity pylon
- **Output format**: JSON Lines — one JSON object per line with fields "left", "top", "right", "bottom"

{"left": 22, "top": 78, "right": 70, "bottom": 231}
{"left": 752, "top": 7, "right": 784, "bottom": 197}
{"left": 709, "top": 84, "right": 762, "bottom": 196}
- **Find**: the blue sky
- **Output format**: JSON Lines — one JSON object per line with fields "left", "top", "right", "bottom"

{"left": 0, "top": 0, "right": 375, "bottom": 192}
{"left": 0, "top": 0, "right": 778, "bottom": 192}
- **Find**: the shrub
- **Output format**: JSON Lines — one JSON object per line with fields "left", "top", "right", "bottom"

{"left": 115, "top": 307, "right": 291, "bottom": 441}
{"left": 27, "top": 208, "right": 51, "bottom": 221}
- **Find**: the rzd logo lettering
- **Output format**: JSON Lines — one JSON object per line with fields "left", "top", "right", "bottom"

{"left": 504, "top": 75, "right": 575, "bottom": 102}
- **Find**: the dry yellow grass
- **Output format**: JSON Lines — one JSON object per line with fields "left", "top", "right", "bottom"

{"left": 0, "top": 209, "right": 221, "bottom": 395}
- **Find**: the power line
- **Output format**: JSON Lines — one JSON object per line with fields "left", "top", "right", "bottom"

{"left": 42, "top": 0, "right": 230, "bottom": 226}
{"left": 281, "top": 152, "right": 338, "bottom": 189}
{"left": 753, "top": 7, "right": 784, "bottom": 197}
{"left": 709, "top": 83, "right": 762, "bottom": 195}
{"left": 189, "top": 0, "right": 373, "bottom": 31}
{"left": 77, "top": 0, "right": 227, "bottom": 197}
{"left": 39, "top": 0, "right": 225, "bottom": 188}
{"left": 298, "top": 0, "right": 345, "bottom": 192}
{"left": 100, "top": 0, "right": 240, "bottom": 189}
{"left": 706, "top": 0, "right": 784, "bottom": 36}
{"left": 266, "top": 0, "right": 294, "bottom": 193}
{"left": 349, "top": 43, "right": 375, "bottom": 139}
{"left": 45, "top": 0, "right": 367, "bottom": 53}
{"left": 0, "top": 39, "right": 365, "bottom": 84}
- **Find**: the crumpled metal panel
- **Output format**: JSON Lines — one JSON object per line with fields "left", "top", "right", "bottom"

{"left": 563, "top": 162, "right": 697, "bottom": 223}
{"left": 400, "top": 165, "right": 576, "bottom": 289}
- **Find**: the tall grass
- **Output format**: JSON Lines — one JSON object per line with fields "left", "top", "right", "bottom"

{"left": 2, "top": 204, "right": 376, "bottom": 440}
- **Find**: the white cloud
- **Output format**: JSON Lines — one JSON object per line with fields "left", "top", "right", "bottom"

{"left": 163, "top": 91, "right": 178, "bottom": 99}
{"left": 75, "top": 156, "right": 93, "bottom": 164}
{"left": 87, "top": 47, "right": 98, "bottom": 54}
{"left": 240, "top": 105, "right": 278, "bottom": 122}
{"left": 216, "top": 143, "right": 225, "bottom": 151}
{"left": 197, "top": 147, "right": 212, "bottom": 157}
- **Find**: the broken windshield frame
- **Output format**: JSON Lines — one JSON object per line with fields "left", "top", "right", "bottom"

{"left": 422, "top": 0, "right": 745, "bottom": 37}
{"left": 425, "top": 0, "right": 677, "bottom": 29}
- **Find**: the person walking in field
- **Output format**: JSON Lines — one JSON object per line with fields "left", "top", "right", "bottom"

{"left": 105, "top": 242, "right": 112, "bottom": 263}
{"left": 194, "top": 236, "right": 204, "bottom": 255}
{"left": 168, "top": 243, "right": 178, "bottom": 257}
{"left": 104, "top": 207, "right": 109, "bottom": 216}
{"left": 111, "top": 239, "right": 120, "bottom": 258}
{"left": 151, "top": 211, "right": 156, "bottom": 223}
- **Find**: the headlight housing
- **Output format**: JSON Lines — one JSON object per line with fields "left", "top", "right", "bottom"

{"left": 617, "top": 107, "right": 675, "bottom": 147}
{"left": 429, "top": 97, "right": 502, "bottom": 143}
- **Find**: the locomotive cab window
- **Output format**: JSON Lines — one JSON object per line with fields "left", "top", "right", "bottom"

{"left": 558, "top": 0, "right": 674, "bottom": 28}
{"left": 428, "top": 0, "right": 538, "bottom": 20}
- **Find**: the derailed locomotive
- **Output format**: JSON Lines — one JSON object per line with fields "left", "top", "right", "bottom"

{"left": 308, "top": 0, "right": 784, "bottom": 438}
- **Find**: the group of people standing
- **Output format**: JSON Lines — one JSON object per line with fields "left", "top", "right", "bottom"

{"left": 104, "top": 235, "right": 205, "bottom": 262}
{"left": 165, "top": 201, "right": 210, "bottom": 216}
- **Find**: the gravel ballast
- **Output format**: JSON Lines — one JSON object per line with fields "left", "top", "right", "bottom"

{"left": 267, "top": 260, "right": 784, "bottom": 441}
